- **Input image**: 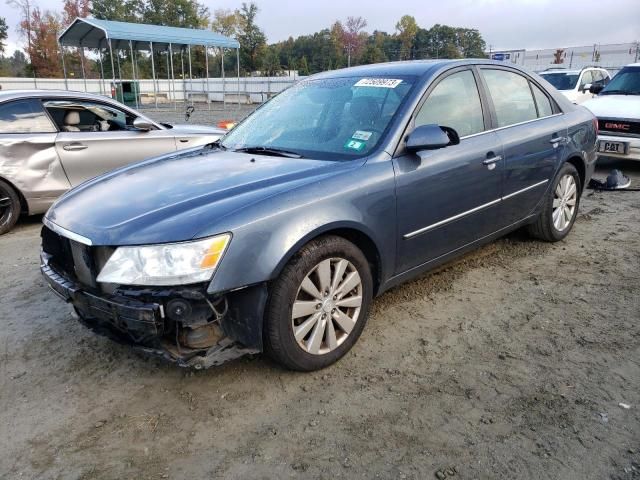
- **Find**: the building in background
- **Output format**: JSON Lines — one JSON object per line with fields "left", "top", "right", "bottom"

{"left": 489, "top": 42, "right": 639, "bottom": 74}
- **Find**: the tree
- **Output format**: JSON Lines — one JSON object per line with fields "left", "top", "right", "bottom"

{"left": 0, "top": 17, "right": 7, "bottom": 56}
{"left": 63, "top": 0, "right": 90, "bottom": 25}
{"left": 211, "top": 8, "right": 240, "bottom": 38}
{"left": 395, "top": 15, "right": 417, "bottom": 60}
{"left": 91, "top": 0, "right": 143, "bottom": 22}
{"left": 343, "top": 16, "right": 367, "bottom": 66}
{"left": 237, "top": 2, "right": 266, "bottom": 73}
{"left": 7, "top": 0, "right": 35, "bottom": 74}
{"left": 23, "top": 7, "right": 63, "bottom": 77}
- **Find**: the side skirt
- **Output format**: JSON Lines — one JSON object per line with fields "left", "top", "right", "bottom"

{"left": 378, "top": 213, "right": 538, "bottom": 295}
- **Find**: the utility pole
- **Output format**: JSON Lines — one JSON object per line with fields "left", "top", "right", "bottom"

{"left": 344, "top": 44, "right": 354, "bottom": 68}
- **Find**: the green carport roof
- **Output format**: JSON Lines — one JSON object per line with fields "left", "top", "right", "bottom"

{"left": 59, "top": 17, "right": 240, "bottom": 50}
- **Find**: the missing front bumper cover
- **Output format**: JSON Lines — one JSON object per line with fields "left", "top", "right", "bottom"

{"left": 41, "top": 256, "right": 260, "bottom": 368}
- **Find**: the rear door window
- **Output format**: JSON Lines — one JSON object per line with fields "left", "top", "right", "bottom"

{"left": 0, "top": 99, "right": 57, "bottom": 133}
{"left": 481, "top": 69, "right": 538, "bottom": 128}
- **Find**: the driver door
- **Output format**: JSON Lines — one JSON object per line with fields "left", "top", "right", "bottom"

{"left": 393, "top": 68, "right": 504, "bottom": 273}
{"left": 45, "top": 99, "right": 177, "bottom": 186}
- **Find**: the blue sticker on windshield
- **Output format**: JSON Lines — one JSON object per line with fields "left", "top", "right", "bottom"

{"left": 344, "top": 139, "right": 366, "bottom": 151}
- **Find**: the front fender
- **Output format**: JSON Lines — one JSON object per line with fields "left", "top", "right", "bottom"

{"left": 206, "top": 159, "right": 397, "bottom": 294}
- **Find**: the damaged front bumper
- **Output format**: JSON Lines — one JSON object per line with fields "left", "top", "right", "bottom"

{"left": 41, "top": 254, "right": 266, "bottom": 369}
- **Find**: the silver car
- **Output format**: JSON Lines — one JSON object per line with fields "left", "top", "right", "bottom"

{"left": 0, "top": 90, "right": 225, "bottom": 234}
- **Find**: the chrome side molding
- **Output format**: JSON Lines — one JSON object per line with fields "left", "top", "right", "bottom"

{"left": 404, "top": 179, "right": 549, "bottom": 239}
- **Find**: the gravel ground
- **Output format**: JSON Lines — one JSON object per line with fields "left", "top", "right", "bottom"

{"left": 0, "top": 159, "right": 639, "bottom": 480}
{"left": 138, "top": 102, "right": 257, "bottom": 126}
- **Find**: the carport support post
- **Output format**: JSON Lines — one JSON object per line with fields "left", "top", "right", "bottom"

{"left": 188, "top": 45, "right": 193, "bottom": 105}
{"left": 150, "top": 41, "right": 158, "bottom": 109}
{"left": 129, "top": 40, "right": 139, "bottom": 110}
{"left": 98, "top": 44, "right": 105, "bottom": 95}
{"left": 169, "top": 43, "right": 176, "bottom": 111}
{"left": 180, "top": 49, "right": 185, "bottom": 106}
{"left": 221, "top": 48, "right": 226, "bottom": 108}
{"left": 80, "top": 45, "right": 87, "bottom": 92}
{"left": 236, "top": 47, "right": 240, "bottom": 108}
{"left": 108, "top": 39, "right": 116, "bottom": 98}
{"left": 61, "top": 44, "right": 69, "bottom": 90}
{"left": 205, "top": 46, "right": 210, "bottom": 110}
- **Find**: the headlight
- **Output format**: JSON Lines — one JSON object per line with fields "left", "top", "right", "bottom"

{"left": 96, "top": 234, "right": 231, "bottom": 286}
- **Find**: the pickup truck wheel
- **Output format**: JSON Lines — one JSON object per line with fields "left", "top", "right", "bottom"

{"left": 0, "top": 179, "right": 20, "bottom": 235}
{"left": 265, "top": 235, "right": 373, "bottom": 371}
{"left": 528, "top": 163, "right": 581, "bottom": 242}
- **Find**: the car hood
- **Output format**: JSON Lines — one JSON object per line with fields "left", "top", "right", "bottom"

{"left": 582, "top": 95, "right": 640, "bottom": 119}
{"left": 46, "top": 148, "right": 347, "bottom": 245}
{"left": 167, "top": 124, "right": 227, "bottom": 135}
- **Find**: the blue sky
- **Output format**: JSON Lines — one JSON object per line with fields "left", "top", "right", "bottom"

{"left": 4, "top": 0, "right": 640, "bottom": 53}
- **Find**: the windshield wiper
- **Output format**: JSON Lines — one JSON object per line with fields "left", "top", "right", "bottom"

{"left": 233, "top": 146, "right": 303, "bottom": 158}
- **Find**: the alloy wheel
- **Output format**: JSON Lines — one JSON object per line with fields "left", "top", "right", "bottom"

{"left": 0, "top": 187, "right": 12, "bottom": 220}
{"left": 291, "top": 257, "right": 363, "bottom": 355}
{"left": 552, "top": 174, "right": 577, "bottom": 232}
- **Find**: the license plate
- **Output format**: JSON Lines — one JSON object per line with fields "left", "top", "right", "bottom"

{"left": 598, "top": 140, "right": 628, "bottom": 154}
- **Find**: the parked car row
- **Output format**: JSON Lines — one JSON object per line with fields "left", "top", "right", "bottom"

{"left": 36, "top": 59, "right": 599, "bottom": 371}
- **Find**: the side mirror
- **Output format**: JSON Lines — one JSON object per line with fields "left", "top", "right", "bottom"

{"left": 589, "top": 84, "right": 604, "bottom": 94}
{"left": 406, "top": 124, "right": 459, "bottom": 153}
{"left": 133, "top": 117, "right": 153, "bottom": 131}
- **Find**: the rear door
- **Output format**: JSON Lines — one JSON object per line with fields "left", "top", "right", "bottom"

{"left": 45, "top": 99, "right": 177, "bottom": 186}
{"left": 393, "top": 68, "right": 504, "bottom": 273}
{"left": 478, "top": 67, "right": 567, "bottom": 225}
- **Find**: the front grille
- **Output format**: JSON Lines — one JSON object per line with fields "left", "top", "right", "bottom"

{"left": 598, "top": 118, "right": 640, "bottom": 136}
{"left": 41, "top": 226, "right": 114, "bottom": 290}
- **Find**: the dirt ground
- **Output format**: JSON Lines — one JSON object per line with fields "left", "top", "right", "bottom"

{"left": 1, "top": 159, "right": 639, "bottom": 480}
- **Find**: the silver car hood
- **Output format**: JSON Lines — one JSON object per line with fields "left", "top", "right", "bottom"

{"left": 167, "top": 124, "right": 227, "bottom": 135}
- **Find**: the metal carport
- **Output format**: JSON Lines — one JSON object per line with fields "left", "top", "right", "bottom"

{"left": 58, "top": 17, "right": 241, "bottom": 108}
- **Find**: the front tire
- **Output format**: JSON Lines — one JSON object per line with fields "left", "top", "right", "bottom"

{"left": 0, "top": 179, "right": 21, "bottom": 235}
{"left": 528, "top": 163, "right": 581, "bottom": 242}
{"left": 264, "top": 235, "right": 373, "bottom": 371}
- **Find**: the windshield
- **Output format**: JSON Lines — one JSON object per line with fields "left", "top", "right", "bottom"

{"left": 221, "top": 76, "right": 417, "bottom": 160}
{"left": 599, "top": 66, "right": 640, "bottom": 95}
{"left": 539, "top": 72, "right": 580, "bottom": 90}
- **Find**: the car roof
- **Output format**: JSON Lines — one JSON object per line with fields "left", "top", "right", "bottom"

{"left": 309, "top": 59, "right": 535, "bottom": 80}
{"left": 0, "top": 89, "right": 117, "bottom": 103}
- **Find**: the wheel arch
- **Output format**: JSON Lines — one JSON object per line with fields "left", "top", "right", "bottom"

{"left": 271, "top": 222, "right": 384, "bottom": 296}
{"left": 0, "top": 175, "right": 28, "bottom": 214}
{"left": 565, "top": 155, "right": 586, "bottom": 191}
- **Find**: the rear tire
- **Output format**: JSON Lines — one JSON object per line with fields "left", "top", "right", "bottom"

{"left": 528, "top": 162, "right": 581, "bottom": 242}
{"left": 0, "top": 179, "right": 21, "bottom": 235}
{"left": 264, "top": 235, "right": 373, "bottom": 371}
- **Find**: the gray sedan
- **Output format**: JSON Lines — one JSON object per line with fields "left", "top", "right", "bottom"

{"left": 0, "top": 90, "right": 225, "bottom": 234}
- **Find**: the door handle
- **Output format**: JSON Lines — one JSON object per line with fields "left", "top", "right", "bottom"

{"left": 482, "top": 155, "right": 502, "bottom": 165}
{"left": 63, "top": 143, "right": 88, "bottom": 151}
{"left": 549, "top": 136, "right": 566, "bottom": 144}
{"left": 178, "top": 138, "right": 189, "bottom": 143}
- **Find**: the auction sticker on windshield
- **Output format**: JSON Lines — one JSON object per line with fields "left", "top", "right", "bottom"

{"left": 352, "top": 130, "right": 373, "bottom": 141}
{"left": 354, "top": 78, "right": 403, "bottom": 88}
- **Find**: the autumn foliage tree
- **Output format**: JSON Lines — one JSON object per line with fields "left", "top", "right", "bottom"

{"left": 23, "top": 7, "right": 63, "bottom": 77}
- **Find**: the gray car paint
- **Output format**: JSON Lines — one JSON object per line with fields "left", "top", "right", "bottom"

{"left": 45, "top": 60, "right": 597, "bottom": 300}
{"left": 0, "top": 90, "right": 225, "bottom": 215}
